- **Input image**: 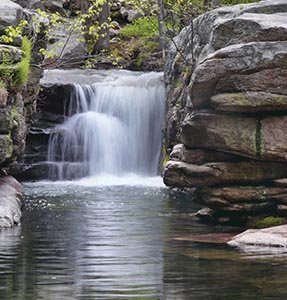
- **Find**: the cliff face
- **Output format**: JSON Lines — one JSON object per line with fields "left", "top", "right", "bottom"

{"left": 163, "top": 0, "right": 287, "bottom": 225}
{"left": 0, "top": 0, "right": 46, "bottom": 172}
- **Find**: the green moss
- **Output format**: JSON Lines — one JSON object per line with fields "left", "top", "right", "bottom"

{"left": 162, "top": 146, "right": 170, "bottom": 168}
{"left": 0, "top": 80, "right": 6, "bottom": 89}
{"left": 13, "top": 36, "right": 31, "bottom": 86}
{"left": 253, "top": 217, "right": 286, "bottom": 229}
{"left": 0, "top": 36, "right": 31, "bottom": 87}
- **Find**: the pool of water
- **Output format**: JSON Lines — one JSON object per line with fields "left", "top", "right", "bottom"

{"left": 1, "top": 177, "right": 287, "bottom": 300}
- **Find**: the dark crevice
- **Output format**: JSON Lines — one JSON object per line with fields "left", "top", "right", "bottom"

{"left": 255, "top": 118, "right": 262, "bottom": 159}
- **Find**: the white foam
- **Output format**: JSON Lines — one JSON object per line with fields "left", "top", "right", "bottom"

{"left": 26, "top": 175, "right": 166, "bottom": 188}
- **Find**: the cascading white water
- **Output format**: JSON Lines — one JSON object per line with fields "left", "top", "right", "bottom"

{"left": 47, "top": 71, "right": 166, "bottom": 180}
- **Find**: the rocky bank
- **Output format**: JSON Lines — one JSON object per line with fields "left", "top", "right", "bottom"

{"left": 163, "top": 0, "right": 287, "bottom": 225}
{"left": 0, "top": 0, "right": 46, "bottom": 227}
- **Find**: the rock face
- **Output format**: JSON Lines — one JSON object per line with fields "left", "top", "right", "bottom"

{"left": 163, "top": 0, "right": 287, "bottom": 225}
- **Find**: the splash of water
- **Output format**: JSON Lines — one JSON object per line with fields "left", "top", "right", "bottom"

{"left": 47, "top": 71, "right": 166, "bottom": 180}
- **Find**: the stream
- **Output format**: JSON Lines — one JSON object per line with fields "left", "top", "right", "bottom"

{"left": 1, "top": 177, "right": 287, "bottom": 299}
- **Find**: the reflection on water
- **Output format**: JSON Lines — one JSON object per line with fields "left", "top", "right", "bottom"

{"left": 1, "top": 178, "right": 287, "bottom": 300}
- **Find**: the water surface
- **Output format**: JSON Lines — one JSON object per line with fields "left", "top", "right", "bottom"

{"left": 1, "top": 177, "right": 287, "bottom": 300}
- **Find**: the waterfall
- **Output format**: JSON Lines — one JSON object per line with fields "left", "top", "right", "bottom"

{"left": 47, "top": 71, "right": 166, "bottom": 180}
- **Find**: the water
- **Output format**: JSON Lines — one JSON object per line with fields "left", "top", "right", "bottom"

{"left": 1, "top": 179, "right": 287, "bottom": 300}
{"left": 2, "top": 69, "right": 287, "bottom": 299}
{"left": 47, "top": 71, "right": 166, "bottom": 179}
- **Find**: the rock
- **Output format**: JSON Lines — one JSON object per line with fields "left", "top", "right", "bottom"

{"left": 175, "top": 232, "right": 235, "bottom": 244}
{"left": 211, "top": 92, "right": 287, "bottom": 113}
{"left": 0, "top": 0, "right": 23, "bottom": 32}
{"left": 0, "top": 88, "right": 8, "bottom": 108}
{"left": 181, "top": 111, "right": 287, "bottom": 162}
{"left": 193, "top": 0, "right": 287, "bottom": 65}
{"left": 181, "top": 111, "right": 258, "bottom": 159}
{"left": 216, "top": 68, "right": 287, "bottom": 96}
{"left": 170, "top": 144, "right": 242, "bottom": 164}
{"left": 261, "top": 117, "right": 287, "bottom": 161}
{"left": 190, "top": 41, "right": 287, "bottom": 108}
{"left": 0, "top": 176, "right": 23, "bottom": 227}
{"left": 31, "top": 0, "right": 65, "bottom": 14}
{"left": 228, "top": 224, "right": 287, "bottom": 249}
{"left": 0, "top": 45, "right": 22, "bottom": 64}
{"left": 163, "top": 160, "right": 287, "bottom": 188}
{"left": 119, "top": 6, "right": 143, "bottom": 22}
{"left": 274, "top": 179, "right": 287, "bottom": 187}
{"left": 212, "top": 13, "right": 287, "bottom": 51}
{"left": 44, "top": 19, "right": 87, "bottom": 69}
{"left": 197, "top": 186, "right": 287, "bottom": 212}
{"left": 194, "top": 207, "right": 216, "bottom": 223}
{"left": 0, "top": 135, "right": 13, "bottom": 164}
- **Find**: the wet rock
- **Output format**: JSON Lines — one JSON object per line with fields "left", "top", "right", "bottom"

{"left": 175, "top": 232, "right": 235, "bottom": 244}
{"left": 163, "top": 161, "right": 287, "bottom": 188}
{"left": 0, "top": 176, "right": 23, "bottom": 227}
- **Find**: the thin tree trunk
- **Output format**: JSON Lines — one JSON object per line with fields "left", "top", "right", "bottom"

{"left": 93, "top": 1, "right": 110, "bottom": 54}
{"left": 157, "top": 0, "right": 166, "bottom": 62}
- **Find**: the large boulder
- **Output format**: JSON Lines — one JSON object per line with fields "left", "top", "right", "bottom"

{"left": 190, "top": 41, "right": 287, "bottom": 108}
{"left": 163, "top": 160, "right": 287, "bottom": 188}
{"left": 181, "top": 111, "right": 258, "bottom": 159}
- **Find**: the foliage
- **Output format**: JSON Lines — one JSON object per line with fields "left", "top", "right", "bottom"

{"left": 120, "top": 17, "right": 158, "bottom": 39}
{"left": 0, "top": 36, "right": 32, "bottom": 87}
{"left": 0, "top": 80, "right": 6, "bottom": 89}
{"left": 0, "top": 20, "right": 28, "bottom": 44}
{"left": 253, "top": 217, "right": 286, "bottom": 229}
